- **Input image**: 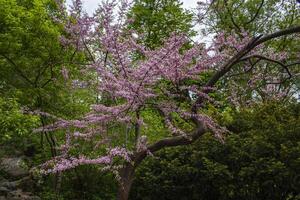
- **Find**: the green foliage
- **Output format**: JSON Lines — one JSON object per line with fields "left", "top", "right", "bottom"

{"left": 0, "top": 0, "right": 94, "bottom": 156}
{"left": 141, "top": 108, "right": 169, "bottom": 142}
{"left": 0, "top": 1, "right": 95, "bottom": 198}
{"left": 38, "top": 166, "right": 117, "bottom": 200}
{"left": 128, "top": 0, "right": 195, "bottom": 49}
{"left": 131, "top": 102, "right": 300, "bottom": 200}
{"left": 0, "top": 0, "right": 62, "bottom": 91}
{"left": 0, "top": 96, "right": 39, "bottom": 153}
{"left": 0, "top": 0, "right": 93, "bottom": 115}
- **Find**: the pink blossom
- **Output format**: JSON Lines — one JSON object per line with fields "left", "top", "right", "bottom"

{"left": 35, "top": 0, "right": 294, "bottom": 177}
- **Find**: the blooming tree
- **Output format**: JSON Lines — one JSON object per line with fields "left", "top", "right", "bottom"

{"left": 35, "top": 0, "right": 300, "bottom": 199}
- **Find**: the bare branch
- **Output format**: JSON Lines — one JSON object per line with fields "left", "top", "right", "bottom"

{"left": 134, "top": 120, "right": 206, "bottom": 166}
{"left": 226, "top": 58, "right": 261, "bottom": 78}
{"left": 224, "top": 1, "right": 241, "bottom": 32}
{"left": 241, "top": 55, "right": 295, "bottom": 77}
{"left": 0, "top": 54, "right": 34, "bottom": 86}
{"left": 41, "top": 66, "right": 54, "bottom": 88}
{"left": 82, "top": 39, "right": 95, "bottom": 63}
{"left": 245, "top": 0, "right": 264, "bottom": 25}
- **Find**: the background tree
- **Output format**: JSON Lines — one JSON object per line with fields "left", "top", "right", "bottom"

{"left": 0, "top": 1, "right": 96, "bottom": 197}
{"left": 128, "top": 0, "right": 195, "bottom": 49}
{"left": 0, "top": 0, "right": 94, "bottom": 155}
{"left": 199, "top": 0, "right": 299, "bottom": 33}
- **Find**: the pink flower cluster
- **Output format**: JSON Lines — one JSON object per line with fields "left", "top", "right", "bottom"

{"left": 41, "top": 147, "right": 131, "bottom": 174}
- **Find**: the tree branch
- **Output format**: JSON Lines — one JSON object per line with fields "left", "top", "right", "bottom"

{"left": 254, "top": 26, "right": 300, "bottom": 46}
{"left": 205, "top": 25, "right": 300, "bottom": 88}
{"left": 41, "top": 66, "right": 54, "bottom": 88}
{"left": 82, "top": 39, "right": 95, "bottom": 63}
{"left": 245, "top": 0, "right": 264, "bottom": 25}
{"left": 240, "top": 54, "right": 299, "bottom": 78}
{"left": 224, "top": 1, "right": 241, "bottom": 32}
{"left": 0, "top": 54, "right": 34, "bottom": 86}
{"left": 134, "top": 120, "right": 206, "bottom": 166}
{"left": 205, "top": 36, "right": 262, "bottom": 88}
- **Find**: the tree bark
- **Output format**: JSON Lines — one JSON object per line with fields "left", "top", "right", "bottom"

{"left": 117, "top": 163, "right": 135, "bottom": 200}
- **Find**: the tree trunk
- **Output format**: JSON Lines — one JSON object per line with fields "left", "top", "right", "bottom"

{"left": 117, "top": 163, "right": 135, "bottom": 200}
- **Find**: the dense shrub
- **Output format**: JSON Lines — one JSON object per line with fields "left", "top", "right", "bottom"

{"left": 130, "top": 102, "right": 300, "bottom": 200}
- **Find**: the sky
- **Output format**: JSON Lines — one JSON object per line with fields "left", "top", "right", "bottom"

{"left": 66, "top": 0, "right": 199, "bottom": 15}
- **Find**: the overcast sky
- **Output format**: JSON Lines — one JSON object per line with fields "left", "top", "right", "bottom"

{"left": 66, "top": 0, "right": 199, "bottom": 15}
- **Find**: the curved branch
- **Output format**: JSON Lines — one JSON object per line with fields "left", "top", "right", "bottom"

{"left": 226, "top": 58, "right": 261, "bottom": 78}
{"left": 190, "top": 26, "right": 300, "bottom": 111}
{"left": 82, "top": 39, "right": 95, "bottom": 63}
{"left": 41, "top": 66, "right": 54, "bottom": 88}
{"left": 224, "top": 1, "right": 241, "bottom": 32}
{"left": 134, "top": 121, "right": 206, "bottom": 166}
{"left": 0, "top": 54, "right": 34, "bottom": 85}
{"left": 148, "top": 125, "right": 205, "bottom": 152}
{"left": 205, "top": 25, "right": 300, "bottom": 88}
{"left": 123, "top": 26, "right": 300, "bottom": 174}
{"left": 245, "top": 0, "right": 264, "bottom": 25}
{"left": 205, "top": 35, "right": 263, "bottom": 87}
{"left": 254, "top": 26, "right": 300, "bottom": 46}
{"left": 240, "top": 54, "right": 295, "bottom": 78}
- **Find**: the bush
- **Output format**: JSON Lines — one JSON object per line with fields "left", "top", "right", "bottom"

{"left": 0, "top": 96, "right": 39, "bottom": 155}
{"left": 130, "top": 102, "right": 300, "bottom": 200}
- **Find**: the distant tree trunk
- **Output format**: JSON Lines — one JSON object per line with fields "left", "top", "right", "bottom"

{"left": 117, "top": 163, "right": 135, "bottom": 200}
